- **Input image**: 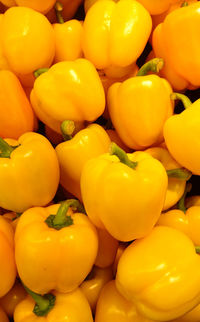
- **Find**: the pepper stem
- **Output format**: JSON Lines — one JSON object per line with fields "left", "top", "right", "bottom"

{"left": 170, "top": 93, "right": 192, "bottom": 109}
{"left": 137, "top": 58, "right": 164, "bottom": 77}
{"left": 109, "top": 142, "right": 137, "bottom": 169}
{"left": 55, "top": 1, "right": 65, "bottom": 24}
{"left": 34, "top": 68, "right": 49, "bottom": 78}
{"left": 166, "top": 168, "right": 192, "bottom": 180}
{"left": 181, "top": 1, "right": 188, "bottom": 7}
{"left": 0, "top": 138, "right": 19, "bottom": 158}
{"left": 195, "top": 246, "right": 200, "bottom": 254}
{"left": 45, "top": 199, "right": 85, "bottom": 230}
{"left": 23, "top": 285, "right": 56, "bottom": 317}
{"left": 178, "top": 183, "right": 192, "bottom": 213}
{"left": 61, "top": 120, "right": 75, "bottom": 141}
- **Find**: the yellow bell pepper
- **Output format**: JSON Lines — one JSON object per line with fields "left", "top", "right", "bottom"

{"left": 53, "top": 3, "right": 83, "bottom": 63}
{"left": 81, "top": 143, "right": 167, "bottom": 241}
{"left": 106, "top": 130, "right": 131, "bottom": 152}
{"left": 0, "top": 216, "right": 16, "bottom": 297}
{"left": 116, "top": 226, "right": 200, "bottom": 321}
{"left": 145, "top": 147, "right": 190, "bottom": 210}
{"left": 31, "top": 59, "right": 105, "bottom": 133}
{"left": 82, "top": 0, "right": 152, "bottom": 70}
{"left": 0, "top": 7, "right": 55, "bottom": 80}
{"left": 15, "top": 200, "right": 98, "bottom": 294}
{"left": 173, "top": 303, "right": 200, "bottom": 322}
{"left": 112, "top": 243, "right": 128, "bottom": 276}
{"left": 56, "top": 122, "right": 111, "bottom": 200}
{"left": 80, "top": 266, "right": 113, "bottom": 313}
{"left": 108, "top": 59, "right": 174, "bottom": 150}
{"left": 95, "top": 280, "right": 154, "bottom": 322}
{"left": 15, "top": 0, "right": 56, "bottom": 13}
{"left": 136, "top": 0, "right": 180, "bottom": 15}
{"left": 46, "top": 0, "right": 83, "bottom": 23}
{"left": 164, "top": 93, "right": 200, "bottom": 175}
{"left": 152, "top": 2, "right": 200, "bottom": 88}
{"left": 95, "top": 228, "right": 119, "bottom": 268}
{"left": 14, "top": 287, "right": 93, "bottom": 322}
{"left": 0, "top": 280, "right": 26, "bottom": 318}
{"left": 0, "top": 133, "right": 60, "bottom": 213}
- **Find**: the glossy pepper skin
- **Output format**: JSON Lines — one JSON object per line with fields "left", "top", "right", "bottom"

{"left": 31, "top": 59, "right": 105, "bottom": 132}
{"left": 82, "top": 0, "right": 152, "bottom": 70}
{"left": 80, "top": 266, "right": 113, "bottom": 313}
{"left": 0, "top": 7, "right": 55, "bottom": 77}
{"left": 81, "top": 147, "right": 167, "bottom": 241}
{"left": 107, "top": 63, "right": 174, "bottom": 150}
{"left": 55, "top": 124, "right": 111, "bottom": 200}
{"left": 0, "top": 281, "right": 26, "bottom": 318}
{"left": 157, "top": 207, "right": 200, "bottom": 246}
{"left": 95, "top": 280, "right": 153, "bottom": 322}
{"left": 0, "top": 70, "right": 34, "bottom": 139}
{"left": 145, "top": 147, "right": 186, "bottom": 211}
{"left": 0, "top": 132, "right": 60, "bottom": 213}
{"left": 0, "top": 216, "right": 16, "bottom": 297}
{"left": 116, "top": 226, "right": 200, "bottom": 321}
{"left": 14, "top": 288, "right": 93, "bottom": 322}
{"left": 15, "top": 202, "right": 98, "bottom": 294}
{"left": 53, "top": 19, "right": 83, "bottom": 63}
{"left": 153, "top": 3, "right": 200, "bottom": 87}
{"left": 164, "top": 98, "right": 200, "bottom": 175}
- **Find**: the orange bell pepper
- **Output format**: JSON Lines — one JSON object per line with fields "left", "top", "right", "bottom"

{"left": 3, "top": 212, "right": 19, "bottom": 230}
{"left": 186, "top": 196, "right": 200, "bottom": 208}
{"left": 0, "top": 0, "right": 15, "bottom": 6}
{"left": 95, "top": 280, "right": 154, "bottom": 322}
{"left": 0, "top": 7, "right": 55, "bottom": 84}
{"left": 164, "top": 93, "right": 200, "bottom": 175}
{"left": 0, "top": 70, "right": 34, "bottom": 139}
{"left": 80, "top": 266, "right": 113, "bottom": 313}
{"left": 112, "top": 243, "right": 128, "bottom": 276}
{"left": 0, "top": 132, "right": 60, "bottom": 213}
{"left": 108, "top": 59, "right": 174, "bottom": 150}
{"left": 31, "top": 59, "right": 105, "bottom": 133}
{"left": 136, "top": 0, "right": 180, "bottom": 15}
{"left": 0, "top": 216, "right": 16, "bottom": 297}
{"left": 95, "top": 228, "right": 119, "bottom": 268}
{"left": 116, "top": 226, "right": 200, "bottom": 321}
{"left": 55, "top": 122, "right": 110, "bottom": 200}
{"left": 14, "top": 287, "right": 93, "bottom": 322}
{"left": 145, "top": 147, "right": 191, "bottom": 210}
{"left": 153, "top": 2, "right": 200, "bottom": 88}
{"left": 81, "top": 144, "right": 167, "bottom": 241}
{"left": 0, "top": 280, "right": 26, "bottom": 318}
{"left": 15, "top": 200, "right": 98, "bottom": 294}
{"left": 82, "top": 0, "right": 152, "bottom": 70}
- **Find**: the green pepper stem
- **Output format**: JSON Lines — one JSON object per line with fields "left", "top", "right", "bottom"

{"left": 34, "top": 68, "right": 49, "bottom": 78}
{"left": 109, "top": 142, "right": 137, "bottom": 169}
{"left": 45, "top": 199, "right": 85, "bottom": 230}
{"left": 0, "top": 138, "right": 19, "bottom": 158}
{"left": 55, "top": 1, "right": 65, "bottom": 24}
{"left": 23, "top": 285, "right": 56, "bottom": 317}
{"left": 137, "top": 58, "right": 164, "bottom": 77}
{"left": 166, "top": 168, "right": 192, "bottom": 181}
{"left": 170, "top": 93, "right": 192, "bottom": 109}
{"left": 195, "top": 246, "right": 200, "bottom": 254}
{"left": 178, "top": 183, "right": 192, "bottom": 213}
{"left": 61, "top": 120, "right": 75, "bottom": 141}
{"left": 181, "top": 1, "right": 188, "bottom": 7}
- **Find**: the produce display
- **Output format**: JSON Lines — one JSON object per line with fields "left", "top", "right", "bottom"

{"left": 1, "top": 0, "right": 200, "bottom": 321}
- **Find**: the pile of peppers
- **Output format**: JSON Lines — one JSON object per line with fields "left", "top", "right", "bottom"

{"left": 1, "top": 0, "right": 200, "bottom": 321}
